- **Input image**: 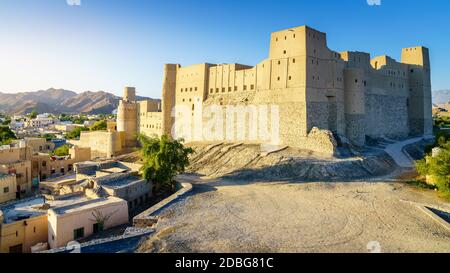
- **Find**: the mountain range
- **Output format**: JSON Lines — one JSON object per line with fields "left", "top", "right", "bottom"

{"left": 0, "top": 88, "right": 159, "bottom": 115}
{"left": 0, "top": 88, "right": 448, "bottom": 116}
{"left": 432, "top": 90, "right": 450, "bottom": 105}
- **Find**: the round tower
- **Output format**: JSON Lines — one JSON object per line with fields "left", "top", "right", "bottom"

{"left": 117, "top": 87, "right": 138, "bottom": 148}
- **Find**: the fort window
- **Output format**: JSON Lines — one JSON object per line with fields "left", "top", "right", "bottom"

{"left": 364, "top": 81, "right": 367, "bottom": 86}
{"left": 251, "top": 84, "right": 254, "bottom": 90}
{"left": 277, "top": 77, "right": 280, "bottom": 81}
{"left": 210, "top": 88, "right": 213, "bottom": 93}
{"left": 284, "top": 36, "right": 286, "bottom": 40}
{"left": 374, "top": 62, "right": 378, "bottom": 69}
{"left": 228, "top": 87, "right": 232, "bottom": 92}
{"left": 244, "top": 85, "right": 247, "bottom": 90}
{"left": 355, "top": 79, "right": 358, "bottom": 83}
{"left": 278, "top": 60, "right": 281, "bottom": 65}
{"left": 283, "top": 50, "right": 286, "bottom": 54}
{"left": 234, "top": 86, "right": 238, "bottom": 91}
{"left": 216, "top": 88, "right": 219, "bottom": 93}
{"left": 190, "top": 88, "right": 193, "bottom": 91}
{"left": 195, "top": 87, "right": 198, "bottom": 91}
{"left": 222, "top": 87, "right": 225, "bottom": 92}
{"left": 410, "top": 69, "right": 414, "bottom": 73}
{"left": 289, "top": 76, "right": 292, "bottom": 80}
{"left": 293, "top": 58, "right": 296, "bottom": 63}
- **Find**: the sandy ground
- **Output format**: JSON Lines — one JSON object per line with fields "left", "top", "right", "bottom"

{"left": 137, "top": 172, "right": 450, "bottom": 253}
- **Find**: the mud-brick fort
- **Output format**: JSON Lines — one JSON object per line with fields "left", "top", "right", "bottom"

{"left": 74, "top": 25, "right": 433, "bottom": 157}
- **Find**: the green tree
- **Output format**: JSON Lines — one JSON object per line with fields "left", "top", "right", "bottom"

{"left": 65, "top": 127, "right": 89, "bottom": 140}
{"left": 42, "top": 133, "right": 56, "bottom": 141}
{"left": 0, "top": 126, "right": 17, "bottom": 145}
{"left": 28, "top": 110, "right": 38, "bottom": 119}
{"left": 138, "top": 134, "right": 194, "bottom": 194}
{"left": 89, "top": 120, "right": 107, "bottom": 131}
{"left": 52, "top": 144, "right": 70, "bottom": 156}
{"left": 415, "top": 141, "right": 450, "bottom": 200}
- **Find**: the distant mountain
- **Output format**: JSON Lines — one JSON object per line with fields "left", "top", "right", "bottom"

{"left": 0, "top": 88, "right": 159, "bottom": 115}
{"left": 432, "top": 90, "right": 450, "bottom": 105}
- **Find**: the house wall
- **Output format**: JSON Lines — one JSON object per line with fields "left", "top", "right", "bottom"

{"left": 0, "top": 175, "right": 16, "bottom": 203}
{"left": 0, "top": 214, "right": 48, "bottom": 253}
{"left": 47, "top": 198, "right": 129, "bottom": 249}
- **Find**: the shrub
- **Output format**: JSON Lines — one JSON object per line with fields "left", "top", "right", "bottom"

{"left": 415, "top": 141, "right": 450, "bottom": 201}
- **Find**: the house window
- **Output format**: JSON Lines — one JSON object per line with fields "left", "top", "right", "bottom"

{"left": 73, "top": 228, "right": 85, "bottom": 240}
{"left": 222, "top": 87, "right": 225, "bottom": 92}
{"left": 289, "top": 76, "right": 292, "bottom": 80}
{"left": 93, "top": 223, "right": 103, "bottom": 234}
{"left": 277, "top": 77, "right": 281, "bottom": 81}
{"left": 283, "top": 50, "right": 286, "bottom": 54}
{"left": 234, "top": 86, "right": 238, "bottom": 91}
{"left": 3, "top": 187, "right": 9, "bottom": 193}
{"left": 250, "top": 84, "right": 254, "bottom": 90}
{"left": 278, "top": 60, "right": 281, "bottom": 65}
{"left": 194, "top": 87, "right": 198, "bottom": 91}
{"left": 355, "top": 79, "right": 358, "bottom": 83}
{"left": 243, "top": 85, "right": 247, "bottom": 91}
{"left": 216, "top": 88, "right": 219, "bottom": 93}
{"left": 228, "top": 87, "right": 232, "bottom": 92}
{"left": 292, "top": 58, "right": 296, "bottom": 63}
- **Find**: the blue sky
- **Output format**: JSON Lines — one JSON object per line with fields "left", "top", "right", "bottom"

{"left": 0, "top": 0, "right": 449, "bottom": 98}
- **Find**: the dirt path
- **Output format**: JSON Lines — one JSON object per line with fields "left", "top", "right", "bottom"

{"left": 137, "top": 174, "right": 450, "bottom": 253}
{"left": 384, "top": 137, "right": 433, "bottom": 168}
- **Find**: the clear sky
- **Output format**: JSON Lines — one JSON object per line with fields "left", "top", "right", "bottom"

{"left": 0, "top": 0, "right": 449, "bottom": 98}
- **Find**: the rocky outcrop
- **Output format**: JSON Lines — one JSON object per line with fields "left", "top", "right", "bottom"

{"left": 186, "top": 142, "right": 396, "bottom": 181}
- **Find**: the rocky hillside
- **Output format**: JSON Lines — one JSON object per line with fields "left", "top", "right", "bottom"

{"left": 0, "top": 88, "right": 159, "bottom": 115}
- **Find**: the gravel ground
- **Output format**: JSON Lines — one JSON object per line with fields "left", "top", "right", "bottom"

{"left": 137, "top": 174, "right": 450, "bottom": 253}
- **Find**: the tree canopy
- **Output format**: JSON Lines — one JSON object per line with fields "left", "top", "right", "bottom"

{"left": 65, "top": 126, "right": 89, "bottom": 139}
{"left": 138, "top": 134, "right": 194, "bottom": 193}
{"left": 89, "top": 120, "right": 107, "bottom": 131}
{"left": 0, "top": 126, "right": 17, "bottom": 145}
{"left": 52, "top": 144, "right": 70, "bottom": 156}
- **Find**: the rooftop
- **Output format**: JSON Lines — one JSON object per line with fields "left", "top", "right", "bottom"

{"left": 94, "top": 172, "right": 145, "bottom": 190}
{"left": 50, "top": 196, "right": 125, "bottom": 215}
{"left": 0, "top": 194, "right": 95, "bottom": 223}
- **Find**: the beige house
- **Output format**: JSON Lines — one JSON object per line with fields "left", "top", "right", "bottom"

{"left": 53, "top": 124, "right": 84, "bottom": 133}
{"left": 0, "top": 174, "right": 17, "bottom": 203}
{"left": 31, "top": 146, "right": 91, "bottom": 181}
{"left": 0, "top": 197, "right": 49, "bottom": 253}
{"left": 47, "top": 196, "right": 128, "bottom": 249}
{"left": 0, "top": 145, "right": 32, "bottom": 197}
{"left": 0, "top": 194, "right": 129, "bottom": 253}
